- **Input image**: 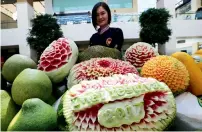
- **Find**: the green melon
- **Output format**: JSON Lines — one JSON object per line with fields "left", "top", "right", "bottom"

{"left": 0, "top": 90, "right": 18, "bottom": 131}
{"left": 11, "top": 68, "right": 52, "bottom": 105}
{"left": 77, "top": 45, "right": 122, "bottom": 63}
{"left": 2, "top": 54, "right": 37, "bottom": 82}
{"left": 58, "top": 73, "right": 176, "bottom": 131}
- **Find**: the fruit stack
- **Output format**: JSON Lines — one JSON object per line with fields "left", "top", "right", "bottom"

{"left": 1, "top": 38, "right": 202, "bottom": 131}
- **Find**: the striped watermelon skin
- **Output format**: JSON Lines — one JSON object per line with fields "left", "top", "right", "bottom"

{"left": 59, "top": 73, "right": 176, "bottom": 131}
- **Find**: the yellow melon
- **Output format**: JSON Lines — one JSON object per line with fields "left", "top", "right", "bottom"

{"left": 172, "top": 52, "right": 202, "bottom": 96}
{"left": 194, "top": 49, "right": 202, "bottom": 55}
{"left": 141, "top": 55, "right": 189, "bottom": 95}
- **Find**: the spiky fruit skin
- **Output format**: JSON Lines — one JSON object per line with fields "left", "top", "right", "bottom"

{"left": 124, "top": 42, "right": 159, "bottom": 68}
{"left": 11, "top": 69, "right": 52, "bottom": 105}
{"left": 0, "top": 90, "right": 18, "bottom": 131}
{"left": 78, "top": 45, "right": 122, "bottom": 63}
{"left": 59, "top": 73, "right": 176, "bottom": 131}
{"left": 38, "top": 38, "right": 78, "bottom": 83}
{"left": 67, "top": 57, "right": 139, "bottom": 88}
{"left": 2, "top": 54, "right": 37, "bottom": 82}
{"left": 141, "top": 55, "right": 189, "bottom": 95}
{"left": 7, "top": 98, "right": 57, "bottom": 131}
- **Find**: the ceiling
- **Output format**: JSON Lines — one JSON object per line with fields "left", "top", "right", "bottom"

{"left": 1, "top": 0, "right": 43, "bottom": 4}
{"left": 1, "top": 0, "right": 45, "bottom": 19}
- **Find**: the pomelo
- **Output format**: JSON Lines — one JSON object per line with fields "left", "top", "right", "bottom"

{"left": 2, "top": 54, "right": 37, "bottom": 82}
{"left": 11, "top": 68, "right": 52, "bottom": 105}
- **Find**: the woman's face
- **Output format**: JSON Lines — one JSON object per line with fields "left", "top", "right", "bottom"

{"left": 96, "top": 6, "right": 108, "bottom": 28}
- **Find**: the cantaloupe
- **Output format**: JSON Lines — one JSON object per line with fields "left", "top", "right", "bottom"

{"left": 171, "top": 52, "right": 202, "bottom": 96}
{"left": 141, "top": 55, "right": 189, "bottom": 95}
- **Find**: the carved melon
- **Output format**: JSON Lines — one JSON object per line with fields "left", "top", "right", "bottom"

{"left": 58, "top": 73, "right": 176, "bottom": 131}
{"left": 38, "top": 38, "right": 78, "bottom": 83}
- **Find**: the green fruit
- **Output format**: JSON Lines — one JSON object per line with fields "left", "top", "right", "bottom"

{"left": 7, "top": 98, "right": 57, "bottom": 131}
{"left": 0, "top": 90, "right": 18, "bottom": 131}
{"left": 11, "top": 68, "right": 52, "bottom": 105}
{"left": 46, "top": 95, "right": 57, "bottom": 105}
{"left": 77, "top": 45, "right": 122, "bottom": 63}
{"left": 2, "top": 54, "right": 37, "bottom": 82}
{"left": 56, "top": 96, "right": 67, "bottom": 131}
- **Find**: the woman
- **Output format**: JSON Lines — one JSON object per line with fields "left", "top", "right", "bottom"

{"left": 89, "top": 2, "right": 124, "bottom": 51}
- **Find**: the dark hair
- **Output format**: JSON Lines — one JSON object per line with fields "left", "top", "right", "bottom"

{"left": 91, "top": 2, "right": 111, "bottom": 29}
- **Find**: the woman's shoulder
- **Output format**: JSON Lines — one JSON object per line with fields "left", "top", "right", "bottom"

{"left": 109, "top": 27, "right": 123, "bottom": 33}
{"left": 90, "top": 32, "right": 99, "bottom": 39}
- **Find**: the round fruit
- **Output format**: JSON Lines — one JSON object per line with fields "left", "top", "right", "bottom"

{"left": 68, "top": 57, "right": 139, "bottom": 88}
{"left": 38, "top": 37, "right": 78, "bottom": 83}
{"left": 141, "top": 55, "right": 189, "bottom": 95}
{"left": 0, "top": 90, "right": 18, "bottom": 131}
{"left": 194, "top": 49, "right": 202, "bottom": 55}
{"left": 172, "top": 52, "right": 202, "bottom": 96}
{"left": 2, "top": 54, "right": 37, "bottom": 82}
{"left": 7, "top": 98, "right": 57, "bottom": 131}
{"left": 78, "top": 45, "right": 122, "bottom": 63}
{"left": 124, "top": 42, "right": 158, "bottom": 68}
{"left": 11, "top": 68, "right": 52, "bottom": 105}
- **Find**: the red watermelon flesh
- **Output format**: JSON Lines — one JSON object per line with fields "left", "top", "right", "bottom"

{"left": 124, "top": 42, "right": 158, "bottom": 68}
{"left": 63, "top": 73, "right": 176, "bottom": 131}
{"left": 38, "top": 38, "right": 72, "bottom": 72}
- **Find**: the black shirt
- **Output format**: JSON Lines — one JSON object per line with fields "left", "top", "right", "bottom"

{"left": 89, "top": 27, "right": 124, "bottom": 51}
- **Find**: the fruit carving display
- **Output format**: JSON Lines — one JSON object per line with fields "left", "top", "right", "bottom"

{"left": 141, "top": 55, "right": 189, "bottom": 95}
{"left": 58, "top": 73, "right": 176, "bottom": 131}
{"left": 38, "top": 38, "right": 78, "bottom": 83}
{"left": 124, "top": 42, "right": 158, "bottom": 68}
{"left": 67, "top": 58, "right": 139, "bottom": 88}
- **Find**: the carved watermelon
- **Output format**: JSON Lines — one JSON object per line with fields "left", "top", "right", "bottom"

{"left": 78, "top": 45, "right": 122, "bottom": 63}
{"left": 38, "top": 38, "right": 78, "bottom": 83}
{"left": 67, "top": 57, "right": 139, "bottom": 88}
{"left": 58, "top": 73, "right": 176, "bottom": 131}
{"left": 124, "top": 42, "right": 158, "bottom": 68}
